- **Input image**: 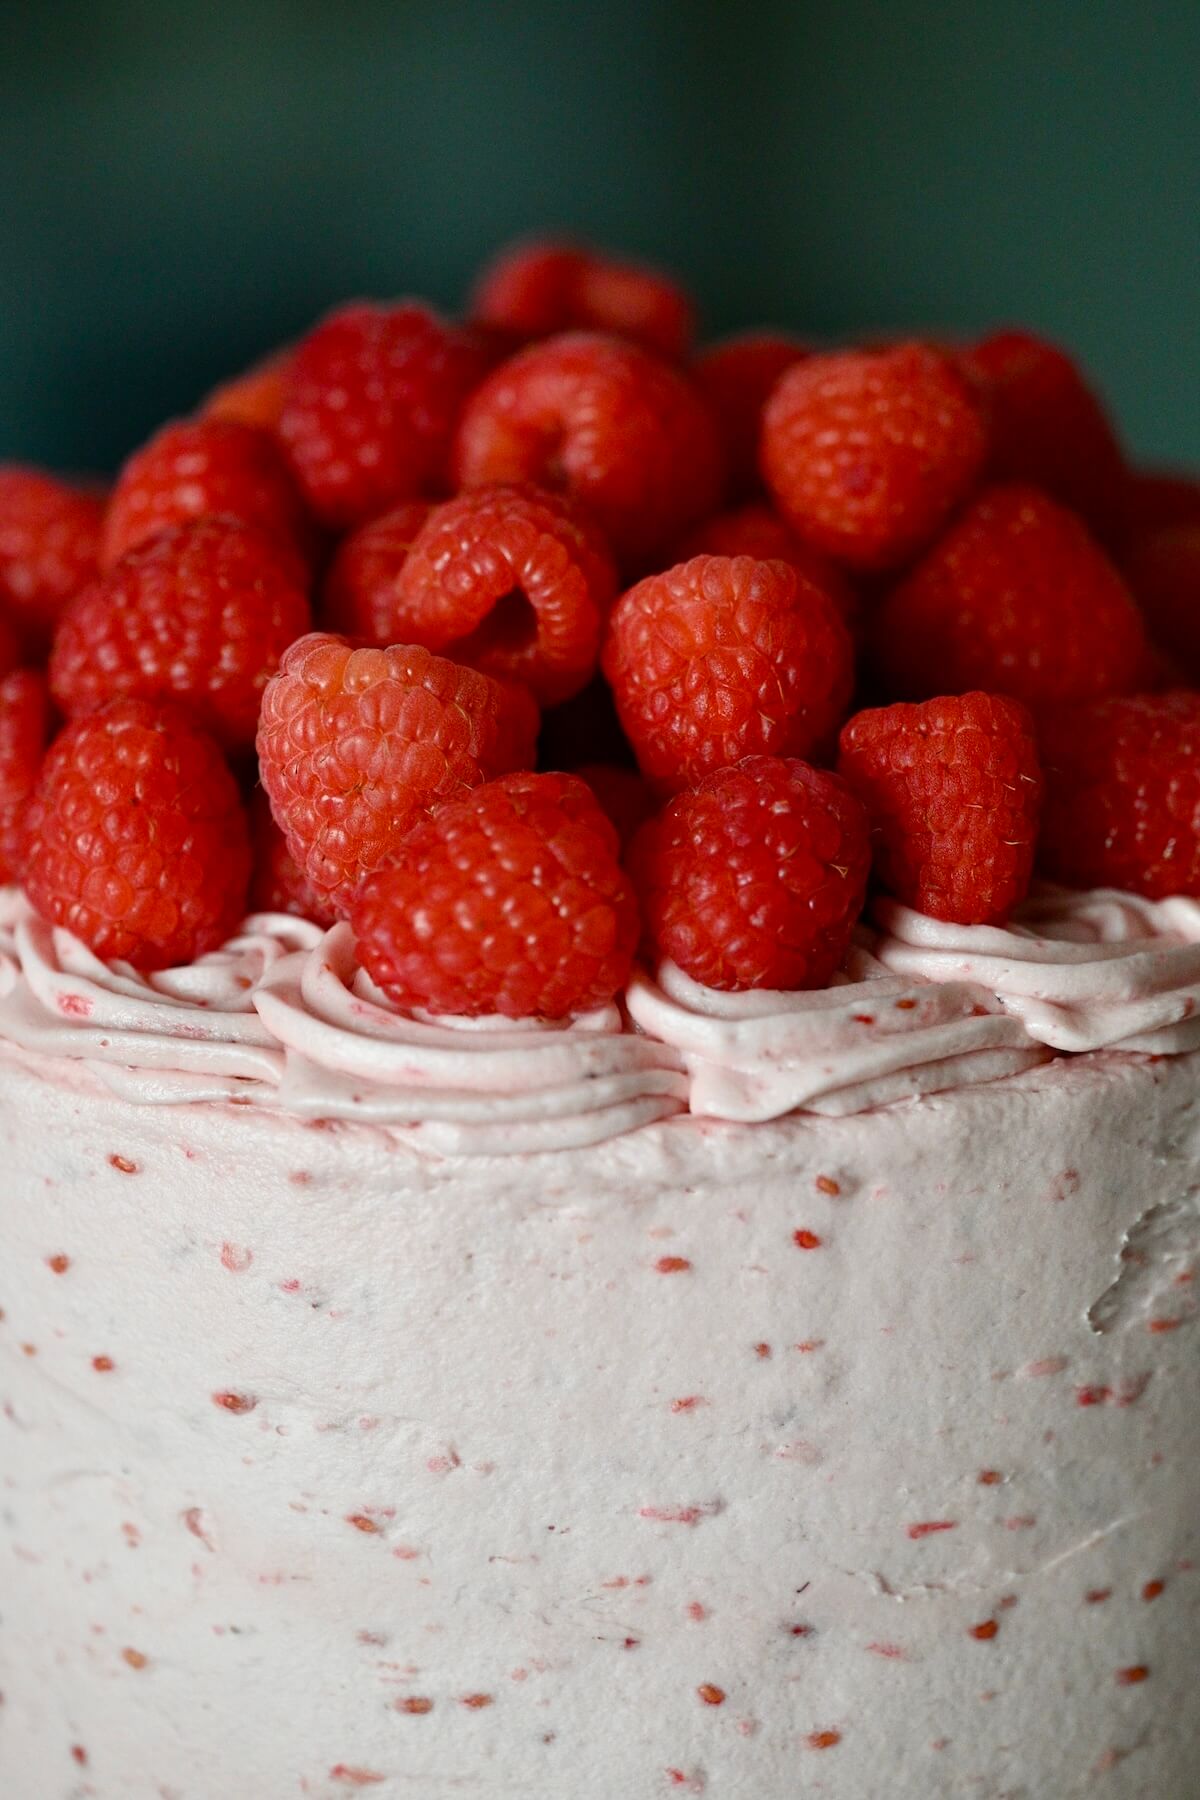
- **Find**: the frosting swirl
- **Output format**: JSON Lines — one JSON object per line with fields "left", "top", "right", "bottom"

{"left": 873, "top": 887, "right": 1200, "bottom": 1053}
{"left": 625, "top": 945, "right": 1049, "bottom": 1122}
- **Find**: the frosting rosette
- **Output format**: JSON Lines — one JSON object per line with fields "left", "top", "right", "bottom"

{"left": 625, "top": 942, "right": 1048, "bottom": 1122}
{"left": 873, "top": 886, "right": 1200, "bottom": 1053}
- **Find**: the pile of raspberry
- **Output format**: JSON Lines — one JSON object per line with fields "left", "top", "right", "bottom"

{"left": 3, "top": 237, "right": 1197, "bottom": 1018}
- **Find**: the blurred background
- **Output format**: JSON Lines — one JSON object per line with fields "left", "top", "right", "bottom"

{"left": 2, "top": 0, "right": 1197, "bottom": 473}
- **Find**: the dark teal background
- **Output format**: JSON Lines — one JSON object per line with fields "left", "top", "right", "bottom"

{"left": 2, "top": 0, "right": 1197, "bottom": 472}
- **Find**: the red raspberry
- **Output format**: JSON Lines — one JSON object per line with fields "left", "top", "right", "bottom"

{"left": 761, "top": 342, "right": 987, "bottom": 571}
{"left": 472, "top": 239, "right": 694, "bottom": 360}
{"left": 256, "top": 633, "right": 538, "bottom": 905}
{"left": 202, "top": 347, "right": 293, "bottom": 433}
{"left": 0, "top": 669, "right": 51, "bottom": 882}
{"left": 1118, "top": 467, "right": 1200, "bottom": 543}
{"left": 452, "top": 332, "right": 724, "bottom": 568}
{"left": 279, "top": 302, "right": 489, "bottom": 528}
{"left": 101, "top": 418, "right": 311, "bottom": 570}
{"left": 22, "top": 698, "right": 250, "bottom": 970}
{"left": 322, "top": 499, "right": 433, "bottom": 643}
{"left": 0, "top": 466, "right": 104, "bottom": 649}
{"left": 570, "top": 761, "right": 656, "bottom": 849}
{"left": 1122, "top": 526, "right": 1200, "bottom": 681}
{"left": 628, "top": 756, "right": 870, "bottom": 991}
{"left": 1038, "top": 692, "right": 1200, "bottom": 898}
{"left": 958, "top": 330, "right": 1126, "bottom": 539}
{"left": 350, "top": 771, "right": 639, "bottom": 1019}
{"left": 602, "top": 554, "right": 854, "bottom": 794}
{"left": 871, "top": 484, "right": 1147, "bottom": 708}
{"left": 247, "top": 789, "right": 337, "bottom": 928}
{"left": 51, "top": 518, "right": 312, "bottom": 753}
{"left": 388, "top": 484, "right": 616, "bottom": 705}
{"left": 838, "top": 692, "right": 1042, "bottom": 925}
{"left": 692, "top": 332, "right": 808, "bottom": 497}
{"left": 674, "top": 503, "right": 858, "bottom": 629}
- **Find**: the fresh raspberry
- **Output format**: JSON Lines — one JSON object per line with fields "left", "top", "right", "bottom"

{"left": 1118, "top": 467, "right": 1200, "bottom": 542}
{"left": 22, "top": 698, "right": 250, "bottom": 970}
{"left": 1038, "top": 692, "right": 1200, "bottom": 898}
{"left": 388, "top": 484, "right": 616, "bottom": 704}
{"left": 350, "top": 771, "right": 639, "bottom": 1019}
{"left": 202, "top": 347, "right": 293, "bottom": 433}
{"left": 472, "top": 240, "right": 694, "bottom": 361}
{"left": 101, "top": 418, "right": 311, "bottom": 570}
{"left": 247, "top": 789, "right": 337, "bottom": 927}
{"left": 837, "top": 692, "right": 1042, "bottom": 925}
{"left": 761, "top": 342, "right": 987, "bottom": 571}
{"left": 1122, "top": 526, "right": 1200, "bottom": 680}
{"left": 871, "top": 484, "right": 1147, "bottom": 708}
{"left": 279, "top": 302, "right": 489, "bottom": 528}
{"left": 570, "top": 761, "right": 656, "bottom": 848}
{"left": 628, "top": 756, "right": 870, "bottom": 990}
{"left": 692, "top": 332, "right": 808, "bottom": 497}
{"left": 958, "top": 330, "right": 1126, "bottom": 538}
{"left": 0, "top": 669, "right": 51, "bottom": 883}
{"left": 51, "top": 518, "right": 312, "bottom": 753}
{"left": 256, "top": 633, "right": 538, "bottom": 905}
{"left": 0, "top": 466, "right": 104, "bottom": 649}
{"left": 601, "top": 554, "right": 854, "bottom": 793}
{"left": 322, "top": 500, "right": 433, "bottom": 643}
{"left": 674, "top": 503, "right": 858, "bottom": 628}
{"left": 452, "top": 332, "right": 724, "bottom": 568}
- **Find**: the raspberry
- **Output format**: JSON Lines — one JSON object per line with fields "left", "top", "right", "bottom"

{"left": 674, "top": 503, "right": 858, "bottom": 628}
{"left": 22, "top": 698, "right": 250, "bottom": 970}
{"left": 452, "top": 332, "right": 724, "bottom": 568}
{"left": 279, "top": 302, "right": 489, "bottom": 528}
{"left": 0, "top": 669, "right": 51, "bottom": 883}
{"left": 570, "top": 762, "right": 656, "bottom": 848}
{"left": 101, "top": 418, "right": 311, "bottom": 570}
{"left": 0, "top": 611, "right": 20, "bottom": 680}
{"left": 958, "top": 330, "right": 1126, "bottom": 538}
{"left": 388, "top": 485, "right": 616, "bottom": 704}
{"left": 350, "top": 771, "right": 639, "bottom": 1019}
{"left": 472, "top": 239, "right": 694, "bottom": 360}
{"left": 628, "top": 756, "right": 870, "bottom": 990}
{"left": 1038, "top": 693, "right": 1200, "bottom": 898}
{"left": 1122, "top": 526, "right": 1200, "bottom": 680}
{"left": 51, "top": 518, "right": 312, "bottom": 753}
{"left": 322, "top": 500, "right": 433, "bottom": 643}
{"left": 838, "top": 692, "right": 1042, "bottom": 925}
{"left": 692, "top": 332, "right": 808, "bottom": 497}
{"left": 1118, "top": 467, "right": 1200, "bottom": 542}
{"left": 602, "top": 554, "right": 854, "bottom": 794}
{"left": 0, "top": 466, "right": 104, "bottom": 649}
{"left": 256, "top": 633, "right": 538, "bottom": 905}
{"left": 247, "top": 789, "right": 337, "bottom": 928}
{"left": 202, "top": 347, "right": 293, "bottom": 433}
{"left": 761, "top": 342, "right": 987, "bottom": 571}
{"left": 871, "top": 484, "right": 1147, "bottom": 708}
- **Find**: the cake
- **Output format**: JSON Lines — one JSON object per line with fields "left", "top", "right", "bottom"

{"left": 1, "top": 239, "right": 1199, "bottom": 1798}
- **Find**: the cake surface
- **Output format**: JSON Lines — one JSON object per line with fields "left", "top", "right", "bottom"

{"left": 2, "top": 891, "right": 1198, "bottom": 1799}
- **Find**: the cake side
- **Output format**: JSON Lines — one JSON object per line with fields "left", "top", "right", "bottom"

{"left": 1, "top": 1038, "right": 1197, "bottom": 1799}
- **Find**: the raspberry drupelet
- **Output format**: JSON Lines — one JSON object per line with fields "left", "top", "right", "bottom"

{"left": 22, "top": 698, "right": 251, "bottom": 970}
{"left": 255, "top": 633, "right": 539, "bottom": 906}
{"left": 51, "top": 517, "right": 313, "bottom": 754}
{"left": 452, "top": 332, "right": 724, "bottom": 568}
{"left": 0, "top": 466, "right": 104, "bottom": 650}
{"left": 602, "top": 554, "right": 854, "bottom": 794}
{"left": 0, "top": 669, "right": 51, "bottom": 883}
{"left": 871, "top": 484, "right": 1147, "bottom": 708}
{"left": 279, "top": 302, "right": 490, "bottom": 528}
{"left": 838, "top": 692, "right": 1043, "bottom": 925}
{"left": 100, "top": 416, "right": 312, "bottom": 570}
{"left": 350, "top": 771, "right": 639, "bottom": 1019}
{"left": 673, "top": 502, "right": 858, "bottom": 629}
{"left": 761, "top": 342, "right": 987, "bottom": 571}
{"left": 1038, "top": 692, "right": 1200, "bottom": 898}
{"left": 471, "top": 239, "right": 695, "bottom": 361}
{"left": 629, "top": 756, "right": 871, "bottom": 991}
{"left": 387, "top": 484, "right": 616, "bottom": 704}
{"left": 247, "top": 789, "right": 337, "bottom": 928}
